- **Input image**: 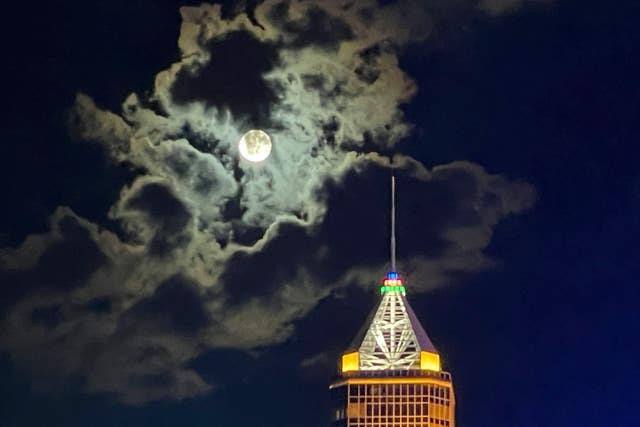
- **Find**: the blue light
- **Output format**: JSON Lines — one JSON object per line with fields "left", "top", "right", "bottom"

{"left": 387, "top": 272, "right": 399, "bottom": 279}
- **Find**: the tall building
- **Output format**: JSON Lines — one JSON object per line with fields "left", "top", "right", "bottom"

{"left": 329, "top": 176, "right": 455, "bottom": 427}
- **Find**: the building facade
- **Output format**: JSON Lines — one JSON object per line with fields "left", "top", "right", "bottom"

{"left": 329, "top": 273, "right": 455, "bottom": 427}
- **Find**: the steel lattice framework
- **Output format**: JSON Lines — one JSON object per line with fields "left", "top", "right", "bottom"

{"left": 358, "top": 288, "right": 421, "bottom": 370}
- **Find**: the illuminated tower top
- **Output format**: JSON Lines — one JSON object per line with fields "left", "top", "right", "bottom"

{"left": 340, "top": 172, "right": 442, "bottom": 373}
{"left": 330, "top": 172, "right": 454, "bottom": 427}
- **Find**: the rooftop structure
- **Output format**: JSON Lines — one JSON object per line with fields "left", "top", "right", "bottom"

{"left": 329, "top": 172, "right": 456, "bottom": 427}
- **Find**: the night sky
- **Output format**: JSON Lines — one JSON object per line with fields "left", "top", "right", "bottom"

{"left": 2, "top": 0, "right": 639, "bottom": 426}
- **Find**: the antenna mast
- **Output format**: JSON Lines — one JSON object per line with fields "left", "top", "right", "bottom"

{"left": 390, "top": 170, "right": 397, "bottom": 272}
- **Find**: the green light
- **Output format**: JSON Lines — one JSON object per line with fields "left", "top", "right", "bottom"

{"left": 380, "top": 285, "right": 406, "bottom": 294}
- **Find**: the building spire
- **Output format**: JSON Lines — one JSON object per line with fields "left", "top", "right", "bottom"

{"left": 338, "top": 162, "right": 444, "bottom": 373}
{"left": 390, "top": 169, "right": 397, "bottom": 273}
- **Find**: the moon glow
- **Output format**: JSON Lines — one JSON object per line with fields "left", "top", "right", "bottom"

{"left": 238, "top": 129, "right": 272, "bottom": 162}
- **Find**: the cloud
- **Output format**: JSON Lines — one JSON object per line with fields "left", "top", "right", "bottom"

{"left": 477, "top": 0, "right": 554, "bottom": 16}
{"left": 1, "top": 0, "right": 539, "bottom": 404}
{"left": 0, "top": 157, "right": 534, "bottom": 403}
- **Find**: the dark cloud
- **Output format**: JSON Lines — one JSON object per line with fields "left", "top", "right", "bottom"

{"left": 30, "top": 304, "right": 64, "bottom": 328}
{"left": 125, "top": 182, "right": 193, "bottom": 255}
{"left": 478, "top": 0, "right": 553, "bottom": 16}
{"left": 0, "top": 160, "right": 534, "bottom": 405}
{"left": 123, "top": 275, "right": 210, "bottom": 334}
{"left": 84, "top": 297, "right": 112, "bottom": 314}
{"left": 126, "top": 183, "right": 191, "bottom": 231}
{"left": 0, "top": 0, "right": 543, "bottom": 406}
{"left": 221, "top": 157, "right": 535, "bottom": 315}
{"left": 0, "top": 213, "right": 107, "bottom": 309}
{"left": 35, "top": 215, "right": 109, "bottom": 289}
{"left": 171, "top": 31, "right": 280, "bottom": 126}
{"left": 317, "top": 164, "right": 449, "bottom": 270}
{"left": 0, "top": 212, "right": 211, "bottom": 404}
{"left": 269, "top": 3, "right": 355, "bottom": 49}
{"left": 355, "top": 44, "right": 383, "bottom": 84}
{"left": 222, "top": 221, "right": 312, "bottom": 304}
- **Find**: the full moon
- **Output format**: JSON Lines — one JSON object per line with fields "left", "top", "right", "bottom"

{"left": 238, "top": 129, "right": 272, "bottom": 162}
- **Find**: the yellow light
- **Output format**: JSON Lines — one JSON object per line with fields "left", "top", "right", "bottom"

{"left": 347, "top": 402, "right": 366, "bottom": 418}
{"left": 342, "top": 377, "right": 452, "bottom": 388}
{"left": 341, "top": 351, "right": 360, "bottom": 373}
{"left": 420, "top": 351, "right": 441, "bottom": 372}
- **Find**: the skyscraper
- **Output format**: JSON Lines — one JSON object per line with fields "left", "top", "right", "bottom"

{"left": 329, "top": 176, "right": 455, "bottom": 427}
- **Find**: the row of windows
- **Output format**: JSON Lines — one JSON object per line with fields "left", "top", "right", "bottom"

{"left": 348, "top": 384, "right": 451, "bottom": 399}
{"left": 348, "top": 396, "right": 451, "bottom": 405}
{"left": 332, "top": 382, "right": 453, "bottom": 426}
{"left": 343, "top": 395, "right": 453, "bottom": 423}
{"left": 344, "top": 418, "right": 451, "bottom": 427}
{"left": 347, "top": 403, "right": 450, "bottom": 416}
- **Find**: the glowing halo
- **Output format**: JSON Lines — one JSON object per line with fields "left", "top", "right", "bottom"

{"left": 238, "top": 129, "right": 272, "bottom": 162}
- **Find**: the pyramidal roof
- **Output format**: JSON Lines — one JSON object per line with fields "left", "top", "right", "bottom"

{"left": 342, "top": 174, "right": 441, "bottom": 372}
{"left": 349, "top": 272, "right": 439, "bottom": 370}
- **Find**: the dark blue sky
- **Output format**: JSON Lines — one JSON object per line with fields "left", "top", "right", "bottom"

{"left": 2, "top": 0, "right": 639, "bottom": 426}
